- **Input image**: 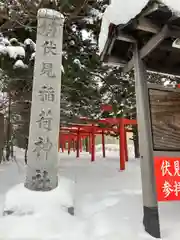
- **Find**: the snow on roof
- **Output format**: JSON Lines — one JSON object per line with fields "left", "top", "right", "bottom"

{"left": 98, "top": 0, "right": 180, "bottom": 55}
{"left": 98, "top": 0, "right": 149, "bottom": 54}
{"left": 162, "top": 0, "right": 180, "bottom": 15}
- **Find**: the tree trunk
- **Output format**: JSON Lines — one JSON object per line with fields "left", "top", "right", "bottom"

{"left": 25, "top": 145, "right": 28, "bottom": 164}
{"left": 85, "top": 137, "right": 88, "bottom": 152}
{"left": 0, "top": 113, "right": 4, "bottom": 163}
{"left": 10, "top": 141, "right": 14, "bottom": 158}
{"left": 133, "top": 127, "right": 140, "bottom": 158}
{"left": 6, "top": 93, "right": 11, "bottom": 161}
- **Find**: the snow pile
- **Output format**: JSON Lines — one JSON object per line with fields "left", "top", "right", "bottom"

{"left": 0, "top": 209, "right": 87, "bottom": 240}
{"left": 0, "top": 34, "right": 66, "bottom": 73}
{"left": 3, "top": 148, "right": 180, "bottom": 239}
{"left": 99, "top": 0, "right": 180, "bottom": 54}
{"left": 0, "top": 151, "right": 151, "bottom": 239}
{"left": 3, "top": 177, "right": 74, "bottom": 216}
{"left": 73, "top": 58, "right": 85, "bottom": 69}
{"left": 0, "top": 45, "right": 7, "bottom": 55}
{"left": 13, "top": 59, "right": 28, "bottom": 69}
{"left": 24, "top": 38, "right": 36, "bottom": 52}
{"left": 0, "top": 177, "right": 79, "bottom": 239}
{"left": 162, "top": 0, "right": 180, "bottom": 15}
{"left": 96, "top": 143, "right": 135, "bottom": 159}
{"left": 6, "top": 46, "right": 25, "bottom": 59}
{"left": 0, "top": 35, "right": 32, "bottom": 70}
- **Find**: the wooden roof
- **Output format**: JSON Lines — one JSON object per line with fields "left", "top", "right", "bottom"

{"left": 100, "top": 1, "right": 180, "bottom": 76}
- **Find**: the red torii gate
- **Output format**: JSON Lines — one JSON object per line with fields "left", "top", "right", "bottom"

{"left": 59, "top": 118, "right": 137, "bottom": 171}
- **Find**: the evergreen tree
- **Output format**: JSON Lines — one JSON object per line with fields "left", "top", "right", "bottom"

{"left": 0, "top": 0, "right": 107, "bottom": 150}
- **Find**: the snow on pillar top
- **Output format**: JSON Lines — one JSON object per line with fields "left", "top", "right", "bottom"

{"left": 37, "top": 8, "right": 64, "bottom": 21}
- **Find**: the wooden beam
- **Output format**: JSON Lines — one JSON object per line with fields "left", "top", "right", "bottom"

{"left": 147, "top": 65, "right": 180, "bottom": 77}
{"left": 158, "top": 40, "right": 180, "bottom": 52}
{"left": 136, "top": 18, "right": 161, "bottom": 34}
{"left": 123, "top": 25, "right": 169, "bottom": 73}
{"left": 102, "top": 56, "right": 126, "bottom": 68}
{"left": 116, "top": 30, "right": 136, "bottom": 43}
{"left": 140, "top": 2, "right": 160, "bottom": 18}
{"left": 107, "top": 37, "right": 115, "bottom": 55}
{"left": 168, "top": 26, "right": 180, "bottom": 39}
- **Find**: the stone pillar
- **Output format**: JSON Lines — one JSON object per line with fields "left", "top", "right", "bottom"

{"left": 25, "top": 8, "right": 64, "bottom": 191}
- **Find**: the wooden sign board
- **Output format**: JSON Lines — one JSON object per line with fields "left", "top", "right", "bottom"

{"left": 148, "top": 87, "right": 180, "bottom": 151}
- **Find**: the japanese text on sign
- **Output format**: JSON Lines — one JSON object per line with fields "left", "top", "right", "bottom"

{"left": 42, "top": 40, "right": 57, "bottom": 55}
{"left": 38, "top": 18, "right": 60, "bottom": 38}
{"left": 33, "top": 136, "right": 52, "bottom": 161}
{"left": 36, "top": 109, "right": 52, "bottom": 131}
{"left": 154, "top": 157, "right": 180, "bottom": 201}
{"left": 38, "top": 85, "right": 55, "bottom": 102}
{"left": 161, "top": 160, "right": 180, "bottom": 176}
{"left": 40, "top": 62, "right": 56, "bottom": 78}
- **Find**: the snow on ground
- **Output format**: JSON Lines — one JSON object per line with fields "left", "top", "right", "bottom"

{"left": 99, "top": 0, "right": 180, "bottom": 54}
{"left": 0, "top": 148, "right": 25, "bottom": 216}
{"left": 0, "top": 145, "right": 180, "bottom": 239}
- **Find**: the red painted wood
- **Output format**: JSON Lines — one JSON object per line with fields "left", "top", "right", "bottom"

{"left": 80, "top": 137, "right": 82, "bottom": 152}
{"left": 102, "top": 130, "right": 105, "bottom": 158}
{"left": 119, "top": 119, "right": 125, "bottom": 170}
{"left": 59, "top": 117, "right": 137, "bottom": 164}
{"left": 91, "top": 125, "right": 95, "bottom": 162}
{"left": 101, "top": 104, "right": 113, "bottom": 112}
{"left": 124, "top": 130, "right": 128, "bottom": 162}
{"left": 89, "top": 134, "right": 92, "bottom": 154}
{"left": 68, "top": 137, "right": 71, "bottom": 155}
{"left": 61, "top": 140, "right": 64, "bottom": 153}
{"left": 76, "top": 128, "right": 80, "bottom": 158}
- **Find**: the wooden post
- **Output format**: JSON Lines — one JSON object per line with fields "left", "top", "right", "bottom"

{"left": 72, "top": 139, "right": 75, "bottom": 152}
{"left": 102, "top": 130, "right": 105, "bottom": 158}
{"left": 76, "top": 128, "right": 80, "bottom": 158}
{"left": 89, "top": 134, "right": 92, "bottom": 154}
{"left": 68, "top": 137, "right": 71, "bottom": 155}
{"left": 119, "top": 118, "right": 125, "bottom": 170}
{"left": 25, "top": 9, "right": 64, "bottom": 191}
{"left": 80, "top": 136, "right": 82, "bottom": 152}
{"left": 6, "top": 92, "right": 11, "bottom": 161}
{"left": 134, "top": 45, "right": 160, "bottom": 238}
{"left": 124, "top": 128, "right": 128, "bottom": 161}
{"left": 91, "top": 125, "right": 95, "bottom": 162}
{"left": 61, "top": 140, "right": 64, "bottom": 153}
{"left": 85, "top": 137, "right": 89, "bottom": 152}
{"left": 0, "top": 113, "right": 4, "bottom": 163}
{"left": 58, "top": 133, "right": 60, "bottom": 151}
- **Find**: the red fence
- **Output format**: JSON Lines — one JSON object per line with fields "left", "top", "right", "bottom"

{"left": 59, "top": 118, "right": 137, "bottom": 171}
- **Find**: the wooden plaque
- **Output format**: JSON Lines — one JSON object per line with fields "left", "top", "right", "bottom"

{"left": 148, "top": 88, "right": 180, "bottom": 151}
